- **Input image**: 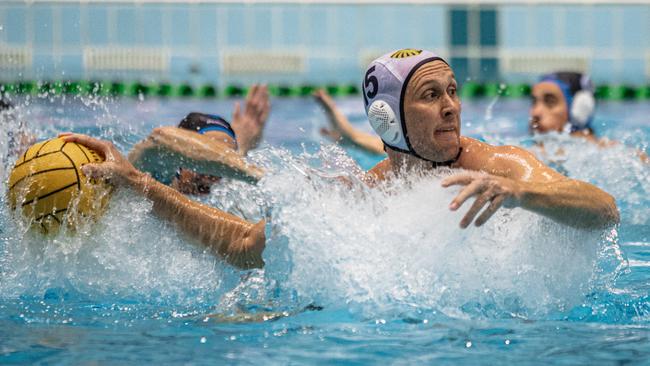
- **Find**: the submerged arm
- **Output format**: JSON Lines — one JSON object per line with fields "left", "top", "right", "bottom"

{"left": 128, "top": 127, "right": 264, "bottom": 184}
{"left": 63, "top": 133, "right": 265, "bottom": 269}
{"left": 313, "top": 89, "right": 385, "bottom": 155}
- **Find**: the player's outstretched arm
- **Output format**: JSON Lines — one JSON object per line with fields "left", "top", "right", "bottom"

{"left": 313, "top": 89, "right": 385, "bottom": 155}
{"left": 128, "top": 126, "right": 264, "bottom": 184}
{"left": 62, "top": 133, "right": 265, "bottom": 269}
{"left": 442, "top": 143, "right": 619, "bottom": 230}
{"left": 231, "top": 84, "right": 271, "bottom": 155}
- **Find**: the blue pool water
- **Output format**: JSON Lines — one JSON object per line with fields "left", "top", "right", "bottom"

{"left": 0, "top": 93, "right": 649, "bottom": 365}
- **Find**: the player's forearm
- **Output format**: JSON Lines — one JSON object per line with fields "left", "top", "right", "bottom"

{"left": 128, "top": 171, "right": 265, "bottom": 269}
{"left": 322, "top": 103, "right": 384, "bottom": 154}
{"left": 130, "top": 134, "right": 264, "bottom": 184}
{"left": 518, "top": 179, "right": 619, "bottom": 229}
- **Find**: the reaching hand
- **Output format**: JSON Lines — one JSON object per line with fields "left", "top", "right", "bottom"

{"left": 319, "top": 127, "right": 342, "bottom": 141}
{"left": 60, "top": 133, "right": 143, "bottom": 187}
{"left": 313, "top": 89, "right": 343, "bottom": 141}
{"left": 231, "top": 84, "right": 270, "bottom": 155}
{"left": 442, "top": 172, "right": 522, "bottom": 228}
{"left": 313, "top": 89, "right": 335, "bottom": 108}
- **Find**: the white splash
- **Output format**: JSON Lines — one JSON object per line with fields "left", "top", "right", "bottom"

{"left": 255, "top": 146, "right": 618, "bottom": 319}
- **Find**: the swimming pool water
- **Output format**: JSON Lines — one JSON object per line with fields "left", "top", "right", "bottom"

{"left": 0, "top": 94, "right": 649, "bottom": 365}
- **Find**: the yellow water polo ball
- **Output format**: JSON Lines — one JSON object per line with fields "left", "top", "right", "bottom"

{"left": 7, "top": 137, "right": 112, "bottom": 234}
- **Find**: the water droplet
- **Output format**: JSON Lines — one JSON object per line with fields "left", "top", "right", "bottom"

{"left": 465, "top": 341, "right": 472, "bottom": 348}
{"left": 200, "top": 337, "right": 206, "bottom": 343}
{"left": 505, "top": 339, "right": 510, "bottom": 345}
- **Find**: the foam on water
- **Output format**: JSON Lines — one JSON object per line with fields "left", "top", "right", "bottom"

{"left": 533, "top": 134, "right": 650, "bottom": 226}
{"left": 0, "top": 97, "right": 236, "bottom": 308}
{"left": 486, "top": 132, "right": 650, "bottom": 226}
{"left": 0, "top": 95, "right": 628, "bottom": 323}
{"left": 253, "top": 145, "right": 623, "bottom": 319}
{"left": 0, "top": 189, "right": 235, "bottom": 307}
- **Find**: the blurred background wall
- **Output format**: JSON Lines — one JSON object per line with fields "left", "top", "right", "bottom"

{"left": 0, "top": 0, "right": 648, "bottom": 86}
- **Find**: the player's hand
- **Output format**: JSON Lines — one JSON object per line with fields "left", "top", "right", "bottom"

{"left": 232, "top": 84, "right": 270, "bottom": 154}
{"left": 441, "top": 172, "right": 522, "bottom": 228}
{"left": 59, "top": 133, "right": 143, "bottom": 187}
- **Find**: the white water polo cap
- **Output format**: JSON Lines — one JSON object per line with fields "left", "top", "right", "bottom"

{"left": 362, "top": 49, "right": 449, "bottom": 155}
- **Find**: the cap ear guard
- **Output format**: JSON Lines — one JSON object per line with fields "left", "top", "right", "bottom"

{"left": 570, "top": 90, "right": 595, "bottom": 128}
{"left": 368, "top": 100, "right": 402, "bottom": 145}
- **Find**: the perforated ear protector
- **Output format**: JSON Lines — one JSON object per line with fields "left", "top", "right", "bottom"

{"left": 540, "top": 72, "right": 596, "bottom": 132}
{"left": 368, "top": 100, "right": 401, "bottom": 145}
{"left": 570, "top": 89, "right": 595, "bottom": 128}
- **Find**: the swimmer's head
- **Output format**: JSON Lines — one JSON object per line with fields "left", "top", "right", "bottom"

{"left": 530, "top": 72, "right": 595, "bottom": 134}
{"left": 174, "top": 112, "right": 237, "bottom": 195}
{"left": 178, "top": 112, "right": 238, "bottom": 150}
{"left": 363, "top": 49, "right": 461, "bottom": 163}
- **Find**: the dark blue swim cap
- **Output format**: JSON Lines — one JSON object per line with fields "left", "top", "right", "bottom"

{"left": 178, "top": 112, "right": 237, "bottom": 148}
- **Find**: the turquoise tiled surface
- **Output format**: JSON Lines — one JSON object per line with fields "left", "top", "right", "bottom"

{"left": 306, "top": 6, "right": 328, "bottom": 47}
{"left": 622, "top": 6, "right": 649, "bottom": 49}
{"left": 197, "top": 7, "right": 217, "bottom": 50}
{"left": 33, "top": 6, "right": 53, "bottom": 46}
{"left": 563, "top": 6, "right": 587, "bottom": 47}
{"left": 591, "top": 58, "right": 616, "bottom": 83}
{"left": 480, "top": 10, "right": 497, "bottom": 46}
{"left": 417, "top": 6, "right": 446, "bottom": 48}
{"left": 0, "top": 3, "right": 647, "bottom": 83}
{"left": 224, "top": 5, "right": 246, "bottom": 47}
{"left": 332, "top": 5, "right": 358, "bottom": 51}
{"left": 250, "top": 6, "right": 273, "bottom": 47}
{"left": 532, "top": 6, "right": 556, "bottom": 48}
{"left": 32, "top": 54, "right": 55, "bottom": 76}
{"left": 450, "top": 9, "right": 468, "bottom": 46}
{"left": 59, "top": 55, "right": 83, "bottom": 79}
{"left": 592, "top": 6, "right": 617, "bottom": 49}
{"left": 500, "top": 7, "right": 527, "bottom": 48}
{"left": 168, "top": 6, "right": 191, "bottom": 47}
{"left": 621, "top": 59, "right": 647, "bottom": 84}
{"left": 4, "top": 7, "right": 27, "bottom": 44}
{"left": 115, "top": 7, "right": 137, "bottom": 45}
{"left": 140, "top": 6, "right": 163, "bottom": 45}
{"left": 85, "top": 6, "right": 109, "bottom": 45}
{"left": 60, "top": 6, "right": 82, "bottom": 46}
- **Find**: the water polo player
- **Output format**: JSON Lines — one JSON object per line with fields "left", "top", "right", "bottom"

{"left": 128, "top": 84, "right": 270, "bottom": 194}
{"left": 360, "top": 49, "right": 618, "bottom": 229}
{"left": 531, "top": 72, "right": 648, "bottom": 162}
{"left": 530, "top": 71, "right": 597, "bottom": 138}
{"left": 59, "top": 49, "right": 619, "bottom": 273}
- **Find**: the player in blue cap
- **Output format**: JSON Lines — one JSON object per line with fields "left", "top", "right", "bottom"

{"left": 128, "top": 84, "right": 269, "bottom": 194}
{"left": 60, "top": 49, "right": 620, "bottom": 270}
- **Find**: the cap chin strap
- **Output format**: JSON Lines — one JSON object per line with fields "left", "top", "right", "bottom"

{"left": 385, "top": 142, "right": 462, "bottom": 168}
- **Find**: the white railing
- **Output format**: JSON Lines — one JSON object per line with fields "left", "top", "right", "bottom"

{"left": 221, "top": 49, "right": 306, "bottom": 75}
{"left": 500, "top": 50, "right": 592, "bottom": 74}
{"left": 83, "top": 47, "right": 170, "bottom": 72}
{"left": 0, "top": 47, "right": 32, "bottom": 70}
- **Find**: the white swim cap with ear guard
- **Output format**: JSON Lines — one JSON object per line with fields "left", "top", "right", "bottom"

{"left": 362, "top": 49, "right": 448, "bottom": 155}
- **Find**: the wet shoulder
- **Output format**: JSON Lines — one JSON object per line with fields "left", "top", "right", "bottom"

{"left": 366, "top": 158, "right": 391, "bottom": 184}
{"left": 457, "top": 136, "right": 493, "bottom": 170}
{"left": 458, "top": 136, "right": 535, "bottom": 177}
